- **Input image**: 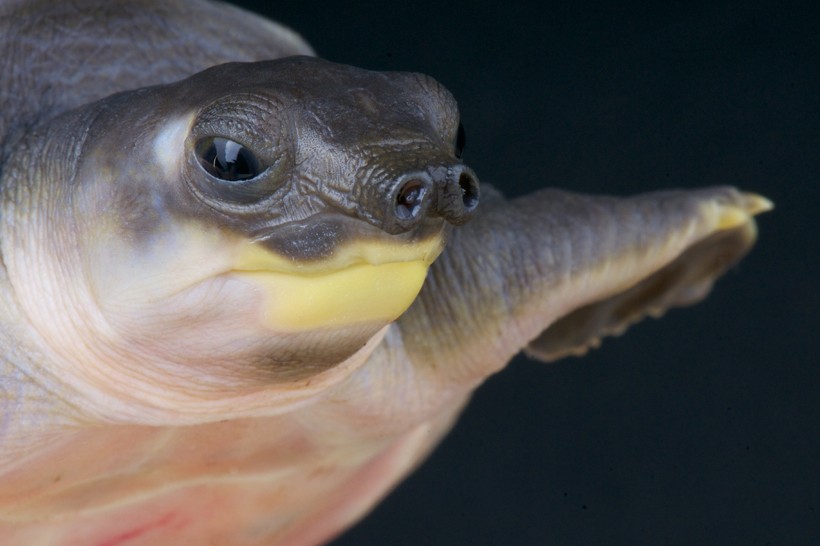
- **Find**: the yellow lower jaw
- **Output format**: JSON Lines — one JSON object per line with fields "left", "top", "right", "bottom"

{"left": 235, "top": 260, "right": 430, "bottom": 331}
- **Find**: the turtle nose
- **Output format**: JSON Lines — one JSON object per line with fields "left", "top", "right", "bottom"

{"left": 432, "top": 164, "right": 480, "bottom": 226}
{"left": 380, "top": 165, "right": 480, "bottom": 234}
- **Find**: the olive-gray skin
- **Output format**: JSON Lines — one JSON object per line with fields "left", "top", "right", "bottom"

{"left": 0, "top": 1, "right": 769, "bottom": 544}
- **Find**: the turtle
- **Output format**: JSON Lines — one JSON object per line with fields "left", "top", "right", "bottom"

{"left": 0, "top": 0, "right": 772, "bottom": 544}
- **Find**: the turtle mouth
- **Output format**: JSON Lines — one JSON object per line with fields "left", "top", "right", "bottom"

{"left": 231, "top": 235, "right": 444, "bottom": 331}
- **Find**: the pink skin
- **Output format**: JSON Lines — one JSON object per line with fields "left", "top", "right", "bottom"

{"left": 0, "top": 321, "right": 468, "bottom": 546}
{"left": 0, "top": 404, "right": 463, "bottom": 545}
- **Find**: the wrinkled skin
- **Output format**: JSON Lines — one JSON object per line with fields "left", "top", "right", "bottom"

{"left": 0, "top": 1, "right": 770, "bottom": 545}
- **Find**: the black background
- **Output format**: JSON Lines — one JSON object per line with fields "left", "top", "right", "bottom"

{"left": 229, "top": 1, "right": 819, "bottom": 544}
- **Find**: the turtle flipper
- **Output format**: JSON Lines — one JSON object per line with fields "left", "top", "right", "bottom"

{"left": 523, "top": 218, "right": 761, "bottom": 361}
{"left": 397, "top": 185, "right": 771, "bottom": 380}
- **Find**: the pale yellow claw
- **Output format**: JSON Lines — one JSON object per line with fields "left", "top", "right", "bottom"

{"left": 743, "top": 193, "right": 774, "bottom": 215}
{"left": 715, "top": 192, "right": 773, "bottom": 231}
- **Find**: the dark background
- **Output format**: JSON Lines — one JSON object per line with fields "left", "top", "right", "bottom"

{"left": 230, "top": 1, "right": 819, "bottom": 544}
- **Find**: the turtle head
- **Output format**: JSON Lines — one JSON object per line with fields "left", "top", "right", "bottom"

{"left": 143, "top": 57, "right": 479, "bottom": 334}
{"left": 1, "top": 57, "right": 479, "bottom": 418}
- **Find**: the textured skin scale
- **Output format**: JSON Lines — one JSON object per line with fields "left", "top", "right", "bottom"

{"left": 0, "top": 1, "right": 771, "bottom": 545}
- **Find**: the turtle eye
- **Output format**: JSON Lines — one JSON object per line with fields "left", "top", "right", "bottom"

{"left": 196, "top": 137, "right": 261, "bottom": 181}
{"left": 454, "top": 122, "right": 466, "bottom": 158}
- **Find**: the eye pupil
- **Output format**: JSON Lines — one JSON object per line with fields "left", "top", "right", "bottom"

{"left": 196, "top": 137, "right": 260, "bottom": 181}
{"left": 455, "top": 123, "right": 466, "bottom": 158}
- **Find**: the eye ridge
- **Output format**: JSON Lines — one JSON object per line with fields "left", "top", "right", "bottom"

{"left": 196, "top": 137, "right": 262, "bottom": 182}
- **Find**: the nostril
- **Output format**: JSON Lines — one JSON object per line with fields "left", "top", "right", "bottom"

{"left": 395, "top": 179, "right": 427, "bottom": 220}
{"left": 458, "top": 172, "right": 479, "bottom": 211}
